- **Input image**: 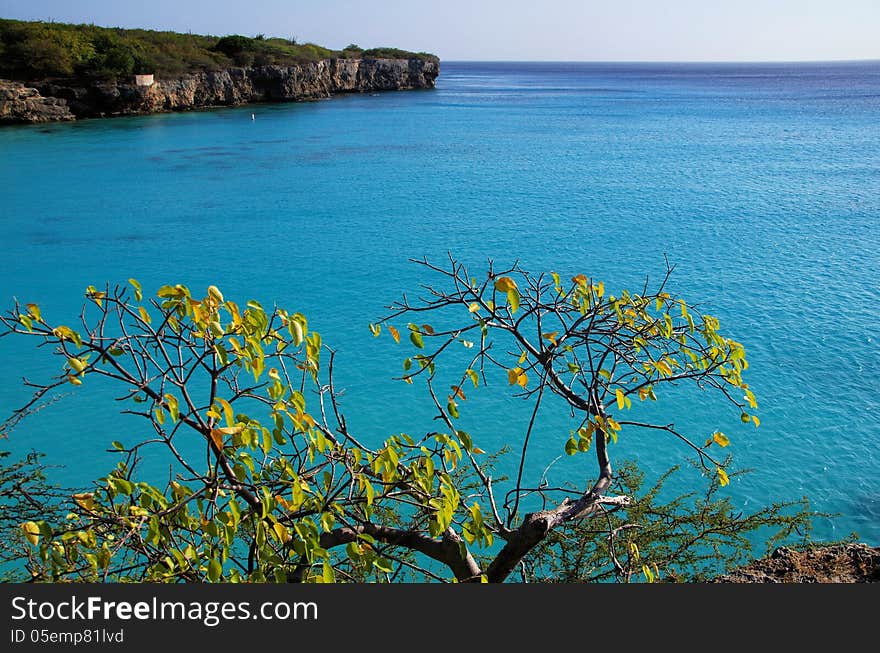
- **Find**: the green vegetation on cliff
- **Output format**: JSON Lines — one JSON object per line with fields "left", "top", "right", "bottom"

{"left": 0, "top": 18, "right": 438, "bottom": 81}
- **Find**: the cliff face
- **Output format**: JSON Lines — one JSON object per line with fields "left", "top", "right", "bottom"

{"left": 2, "top": 57, "right": 437, "bottom": 123}
{"left": 0, "top": 80, "right": 75, "bottom": 124}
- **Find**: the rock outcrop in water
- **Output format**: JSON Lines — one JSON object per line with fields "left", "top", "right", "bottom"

{"left": 0, "top": 80, "right": 75, "bottom": 124}
{"left": 0, "top": 57, "right": 438, "bottom": 124}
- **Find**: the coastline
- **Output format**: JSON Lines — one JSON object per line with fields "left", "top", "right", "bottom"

{"left": 0, "top": 57, "right": 439, "bottom": 125}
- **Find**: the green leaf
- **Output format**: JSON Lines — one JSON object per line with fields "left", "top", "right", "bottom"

{"left": 564, "top": 436, "right": 578, "bottom": 456}
{"left": 410, "top": 331, "right": 424, "bottom": 349}
{"left": 207, "top": 558, "right": 222, "bottom": 582}
{"left": 373, "top": 558, "right": 393, "bottom": 573}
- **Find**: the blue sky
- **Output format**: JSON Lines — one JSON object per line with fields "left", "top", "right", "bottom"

{"left": 1, "top": 0, "right": 877, "bottom": 61}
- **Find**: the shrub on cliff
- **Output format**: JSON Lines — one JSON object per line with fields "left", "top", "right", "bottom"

{"left": 362, "top": 47, "right": 439, "bottom": 62}
{"left": 0, "top": 257, "right": 811, "bottom": 582}
{"left": 0, "top": 18, "right": 438, "bottom": 82}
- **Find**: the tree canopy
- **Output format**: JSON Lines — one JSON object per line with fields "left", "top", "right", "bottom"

{"left": 0, "top": 257, "right": 814, "bottom": 583}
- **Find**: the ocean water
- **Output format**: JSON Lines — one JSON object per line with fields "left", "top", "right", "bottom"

{"left": 0, "top": 61, "right": 878, "bottom": 546}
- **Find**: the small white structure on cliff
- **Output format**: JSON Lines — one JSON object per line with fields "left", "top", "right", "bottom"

{"left": 134, "top": 74, "right": 155, "bottom": 87}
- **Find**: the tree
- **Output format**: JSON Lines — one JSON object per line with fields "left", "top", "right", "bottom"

{"left": 0, "top": 257, "right": 775, "bottom": 583}
{"left": 0, "top": 449, "right": 69, "bottom": 580}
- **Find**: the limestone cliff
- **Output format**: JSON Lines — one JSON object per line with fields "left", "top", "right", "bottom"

{"left": 0, "top": 80, "right": 75, "bottom": 124}
{"left": 1, "top": 57, "right": 437, "bottom": 124}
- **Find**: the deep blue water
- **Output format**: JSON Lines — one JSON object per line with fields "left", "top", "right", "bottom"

{"left": 1, "top": 61, "right": 878, "bottom": 546}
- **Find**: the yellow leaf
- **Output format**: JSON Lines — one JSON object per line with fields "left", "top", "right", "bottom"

{"left": 656, "top": 360, "right": 673, "bottom": 376}
{"left": 207, "top": 285, "right": 224, "bottom": 304}
{"left": 272, "top": 522, "right": 290, "bottom": 543}
{"left": 138, "top": 306, "right": 151, "bottom": 325}
{"left": 518, "top": 351, "right": 528, "bottom": 364}
{"left": 507, "top": 288, "right": 520, "bottom": 313}
{"left": 465, "top": 369, "right": 479, "bottom": 388}
{"left": 451, "top": 385, "right": 466, "bottom": 401}
{"left": 712, "top": 432, "right": 730, "bottom": 447}
{"left": 716, "top": 467, "right": 730, "bottom": 487}
{"left": 494, "top": 277, "right": 518, "bottom": 293}
{"left": 25, "top": 303, "right": 42, "bottom": 321}
{"left": 73, "top": 493, "right": 96, "bottom": 511}
{"left": 596, "top": 281, "right": 605, "bottom": 298}
{"left": 745, "top": 389, "right": 758, "bottom": 409}
{"left": 68, "top": 357, "right": 86, "bottom": 374}
{"left": 215, "top": 426, "right": 244, "bottom": 435}
{"left": 21, "top": 522, "right": 40, "bottom": 546}
{"left": 164, "top": 393, "right": 179, "bottom": 422}
{"left": 507, "top": 367, "right": 528, "bottom": 387}
{"left": 216, "top": 398, "right": 234, "bottom": 427}
{"left": 542, "top": 331, "right": 559, "bottom": 345}
{"left": 128, "top": 278, "right": 142, "bottom": 301}
{"left": 751, "top": 415, "right": 761, "bottom": 428}
{"left": 209, "top": 429, "right": 225, "bottom": 451}
{"left": 615, "top": 388, "right": 625, "bottom": 410}
{"left": 290, "top": 319, "right": 304, "bottom": 346}
{"left": 472, "top": 447, "right": 486, "bottom": 455}
{"left": 629, "top": 541, "right": 640, "bottom": 561}
{"left": 468, "top": 303, "right": 480, "bottom": 314}
{"left": 67, "top": 375, "right": 83, "bottom": 386}
{"left": 571, "top": 274, "right": 588, "bottom": 286}
{"left": 388, "top": 325, "right": 400, "bottom": 343}
{"left": 638, "top": 386, "right": 650, "bottom": 401}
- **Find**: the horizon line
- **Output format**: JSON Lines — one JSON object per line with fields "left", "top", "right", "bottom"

{"left": 438, "top": 58, "right": 880, "bottom": 65}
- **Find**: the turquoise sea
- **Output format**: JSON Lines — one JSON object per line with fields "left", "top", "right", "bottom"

{"left": 1, "top": 61, "right": 878, "bottom": 546}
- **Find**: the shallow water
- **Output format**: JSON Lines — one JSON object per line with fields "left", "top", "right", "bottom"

{"left": 1, "top": 61, "right": 878, "bottom": 544}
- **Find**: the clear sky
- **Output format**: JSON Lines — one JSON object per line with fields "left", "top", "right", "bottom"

{"left": 1, "top": 0, "right": 877, "bottom": 62}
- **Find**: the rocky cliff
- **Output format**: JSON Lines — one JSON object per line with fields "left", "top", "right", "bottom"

{"left": 1, "top": 57, "right": 438, "bottom": 124}
{"left": 0, "top": 80, "right": 75, "bottom": 124}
